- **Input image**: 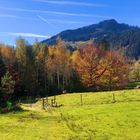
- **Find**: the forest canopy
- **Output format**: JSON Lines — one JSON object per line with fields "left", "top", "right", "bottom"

{"left": 0, "top": 37, "right": 135, "bottom": 104}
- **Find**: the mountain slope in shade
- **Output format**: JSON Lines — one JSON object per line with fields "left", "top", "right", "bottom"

{"left": 42, "top": 19, "right": 140, "bottom": 58}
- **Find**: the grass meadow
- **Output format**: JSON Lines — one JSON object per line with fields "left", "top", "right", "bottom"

{"left": 0, "top": 89, "right": 140, "bottom": 140}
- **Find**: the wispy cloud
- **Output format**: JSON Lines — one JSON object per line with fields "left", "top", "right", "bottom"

{"left": 38, "top": 15, "right": 60, "bottom": 30}
{"left": 0, "top": 7, "right": 111, "bottom": 18}
{"left": 37, "top": 15, "right": 90, "bottom": 27}
{"left": 0, "top": 32, "right": 50, "bottom": 38}
{"left": 0, "top": 14, "right": 37, "bottom": 20}
{"left": 38, "top": 15, "right": 51, "bottom": 24}
{"left": 38, "top": 15, "right": 93, "bottom": 24}
{"left": 33, "top": 0, "right": 107, "bottom": 7}
{"left": 48, "top": 19, "right": 92, "bottom": 24}
{"left": 0, "top": 13, "right": 95, "bottom": 25}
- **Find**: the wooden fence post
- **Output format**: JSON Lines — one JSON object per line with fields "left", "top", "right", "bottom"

{"left": 46, "top": 97, "right": 48, "bottom": 105}
{"left": 51, "top": 99, "right": 54, "bottom": 107}
{"left": 54, "top": 96, "right": 56, "bottom": 105}
{"left": 42, "top": 98, "right": 45, "bottom": 109}
{"left": 112, "top": 93, "right": 116, "bottom": 103}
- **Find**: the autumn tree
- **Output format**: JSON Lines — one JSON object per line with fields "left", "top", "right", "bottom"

{"left": 99, "top": 50, "right": 129, "bottom": 90}
{"left": 70, "top": 50, "right": 85, "bottom": 92}
{"left": 0, "top": 45, "right": 15, "bottom": 65}
{"left": 0, "top": 44, "right": 15, "bottom": 76}
{"left": 33, "top": 41, "right": 48, "bottom": 96}
{"left": 73, "top": 44, "right": 107, "bottom": 89}
{"left": 46, "top": 38, "right": 72, "bottom": 94}
{"left": 0, "top": 57, "right": 6, "bottom": 85}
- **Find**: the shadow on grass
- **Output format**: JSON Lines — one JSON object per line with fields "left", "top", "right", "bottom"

{"left": 0, "top": 105, "right": 28, "bottom": 114}
{"left": 19, "top": 98, "right": 38, "bottom": 104}
{"left": 63, "top": 99, "right": 140, "bottom": 108}
{"left": 91, "top": 99, "right": 140, "bottom": 106}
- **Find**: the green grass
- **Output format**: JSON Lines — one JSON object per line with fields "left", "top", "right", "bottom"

{"left": 0, "top": 89, "right": 140, "bottom": 140}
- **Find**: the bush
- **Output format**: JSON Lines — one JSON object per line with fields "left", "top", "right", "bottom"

{"left": 0, "top": 104, "right": 22, "bottom": 114}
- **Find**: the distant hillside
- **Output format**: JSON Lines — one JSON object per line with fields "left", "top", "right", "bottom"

{"left": 42, "top": 19, "right": 140, "bottom": 58}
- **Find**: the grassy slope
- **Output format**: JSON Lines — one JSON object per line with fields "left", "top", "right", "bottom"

{"left": 0, "top": 90, "right": 140, "bottom": 140}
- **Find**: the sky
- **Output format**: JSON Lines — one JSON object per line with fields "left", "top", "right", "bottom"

{"left": 0, "top": 0, "right": 140, "bottom": 45}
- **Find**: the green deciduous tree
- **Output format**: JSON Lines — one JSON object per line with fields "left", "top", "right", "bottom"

{"left": 1, "top": 71, "right": 15, "bottom": 101}
{"left": 15, "top": 37, "right": 33, "bottom": 96}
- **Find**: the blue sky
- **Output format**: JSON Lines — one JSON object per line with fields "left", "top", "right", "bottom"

{"left": 0, "top": 0, "right": 140, "bottom": 45}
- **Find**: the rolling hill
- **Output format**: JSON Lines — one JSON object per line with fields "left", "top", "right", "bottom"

{"left": 42, "top": 19, "right": 140, "bottom": 59}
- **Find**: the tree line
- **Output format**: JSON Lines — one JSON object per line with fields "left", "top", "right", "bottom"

{"left": 0, "top": 37, "right": 136, "bottom": 103}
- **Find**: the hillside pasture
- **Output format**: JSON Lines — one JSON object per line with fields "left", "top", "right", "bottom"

{"left": 0, "top": 89, "right": 140, "bottom": 140}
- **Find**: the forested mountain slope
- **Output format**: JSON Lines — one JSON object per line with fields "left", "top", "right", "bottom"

{"left": 43, "top": 19, "right": 140, "bottom": 58}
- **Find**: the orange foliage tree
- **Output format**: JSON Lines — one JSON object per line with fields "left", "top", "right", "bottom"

{"left": 73, "top": 44, "right": 129, "bottom": 90}
{"left": 46, "top": 38, "right": 72, "bottom": 92}
{"left": 99, "top": 50, "right": 129, "bottom": 90}
{"left": 73, "top": 44, "right": 107, "bottom": 88}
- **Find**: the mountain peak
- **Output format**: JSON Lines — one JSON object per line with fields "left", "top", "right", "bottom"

{"left": 43, "top": 19, "right": 131, "bottom": 44}
{"left": 97, "top": 19, "right": 122, "bottom": 31}
{"left": 99, "top": 19, "right": 118, "bottom": 25}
